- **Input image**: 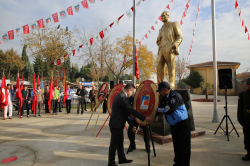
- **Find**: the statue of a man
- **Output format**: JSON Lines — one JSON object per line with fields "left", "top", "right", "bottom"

{"left": 156, "top": 11, "right": 183, "bottom": 89}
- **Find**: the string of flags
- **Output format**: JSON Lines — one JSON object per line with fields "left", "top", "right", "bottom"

{"left": 0, "top": 0, "right": 144, "bottom": 45}
{"left": 181, "top": 1, "right": 202, "bottom": 79}
{"left": 138, "top": 0, "right": 193, "bottom": 46}
{"left": 52, "top": 0, "right": 146, "bottom": 66}
{"left": 234, "top": 0, "right": 249, "bottom": 40}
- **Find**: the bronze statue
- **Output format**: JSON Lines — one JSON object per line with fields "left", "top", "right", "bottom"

{"left": 156, "top": 11, "right": 183, "bottom": 89}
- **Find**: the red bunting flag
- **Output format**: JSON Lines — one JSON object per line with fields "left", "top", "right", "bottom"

{"left": 15, "top": 73, "right": 22, "bottom": 118}
{"left": 151, "top": 26, "right": 155, "bottom": 31}
{"left": 158, "top": 16, "right": 162, "bottom": 21}
{"left": 139, "top": 41, "right": 141, "bottom": 46}
{"left": 145, "top": 34, "right": 148, "bottom": 39}
{"left": 245, "top": 26, "right": 248, "bottom": 33}
{"left": 64, "top": 54, "right": 67, "bottom": 57}
{"left": 186, "top": 2, "right": 189, "bottom": 9}
{"left": 183, "top": 11, "right": 186, "bottom": 17}
{"left": 79, "top": 44, "right": 83, "bottom": 48}
{"left": 235, "top": 0, "right": 238, "bottom": 9}
{"left": 23, "top": 24, "right": 29, "bottom": 34}
{"left": 8, "top": 30, "right": 14, "bottom": 40}
{"left": 99, "top": 31, "right": 104, "bottom": 39}
{"left": 82, "top": 0, "right": 89, "bottom": 9}
{"left": 90, "top": 38, "right": 93, "bottom": 45}
{"left": 166, "top": 4, "right": 170, "bottom": 10}
{"left": 135, "top": 46, "right": 139, "bottom": 79}
{"left": 248, "top": 33, "right": 250, "bottom": 40}
{"left": 57, "top": 59, "right": 61, "bottom": 65}
{"left": 180, "top": 19, "right": 183, "bottom": 25}
{"left": 32, "top": 73, "right": 37, "bottom": 115}
{"left": 131, "top": 6, "right": 134, "bottom": 11}
{"left": 109, "top": 22, "right": 114, "bottom": 28}
{"left": 73, "top": 50, "right": 76, "bottom": 56}
{"left": 67, "top": 6, "right": 73, "bottom": 15}
{"left": 242, "top": 19, "right": 244, "bottom": 27}
{"left": 38, "top": 75, "right": 40, "bottom": 85}
{"left": 0, "top": 72, "right": 8, "bottom": 119}
{"left": 37, "top": 19, "right": 44, "bottom": 28}
{"left": 118, "top": 14, "right": 124, "bottom": 20}
{"left": 48, "top": 74, "right": 53, "bottom": 112}
{"left": 52, "top": 13, "right": 59, "bottom": 23}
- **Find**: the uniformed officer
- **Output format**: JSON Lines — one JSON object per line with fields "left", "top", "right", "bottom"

{"left": 157, "top": 81, "right": 190, "bottom": 166}
{"left": 237, "top": 77, "right": 250, "bottom": 161}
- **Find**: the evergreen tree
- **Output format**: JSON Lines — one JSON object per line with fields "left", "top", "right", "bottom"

{"left": 184, "top": 70, "right": 204, "bottom": 89}
{"left": 43, "top": 62, "right": 50, "bottom": 78}
{"left": 33, "top": 56, "right": 43, "bottom": 76}
{"left": 79, "top": 66, "right": 91, "bottom": 81}
{"left": 21, "top": 45, "right": 28, "bottom": 63}
{"left": 25, "top": 61, "right": 34, "bottom": 81}
{"left": 63, "top": 58, "right": 71, "bottom": 80}
{"left": 70, "top": 65, "right": 78, "bottom": 82}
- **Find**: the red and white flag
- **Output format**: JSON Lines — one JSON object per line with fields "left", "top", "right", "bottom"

{"left": 0, "top": 72, "right": 8, "bottom": 119}
{"left": 48, "top": 74, "right": 53, "bottom": 111}
{"left": 166, "top": 4, "right": 170, "bottom": 10}
{"left": 37, "top": 19, "right": 44, "bottom": 28}
{"left": 52, "top": 13, "right": 59, "bottom": 23}
{"left": 15, "top": 73, "right": 23, "bottom": 117}
{"left": 59, "top": 10, "right": 67, "bottom": 19}
{"left": 74, "top": 3, "right": 80, "bottom": 14}
{"left": 23, "top": 24, "right": 30, "bottom": 34}
{"left": 151, "top": 26, "right": 155, "bottom": 31}
{"left": 67, "top": 6, "right": 73, "bottom": 15}
{"left": 73, "top": 50, "right": 76, "bottom": 56}
{"left": 158, "top": 16, "right": 162, "bottom": 21}
{"left": 8, "top": 30, "right": 14, "bottom": 40}
{"left": 245, "top": 26, "right": 248, "bottom": 33}
{"left": 235, "top": 0, "right": 238, "bottom": 9}
{"left": 99, "top": 30, "right": 104, "bottom": 39}
{"left": 145, "top": 34, "right": 148, "bottom": 39}
{"left": 90, "top": 38, "right": 93, "bottom": 45}
{"left": 57, "top": 59, "right": 61, "bottom": 65}
{"left": 81, "top": 0, "right": 89, "bottom": 9}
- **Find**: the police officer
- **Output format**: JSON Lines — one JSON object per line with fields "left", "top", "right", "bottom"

{"left": 157, "top": 81, "right": 190, "bottom": 166}
{"left": 237, "top": 77, "right": 250, "bottom": 161}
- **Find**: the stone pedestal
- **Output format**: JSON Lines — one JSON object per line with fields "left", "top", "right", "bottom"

{"left": 150, "top": 89, "right": 195, "bottom": 136}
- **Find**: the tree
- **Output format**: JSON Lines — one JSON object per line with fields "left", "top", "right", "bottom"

{"left": 184, "top": 70, "right": 204, "bottom": 89}
{"left": 21, "top": 44, "right": 29, "bottom": 63}
{"left": 175, "top": 55, "right": 189, "bottom": 82}
{"left": 0, "top": 49, "right": 25, "bottom": 79}
{"left": 78, "top": 65, "right": 91, "bottom": 81}
{"left": 70, "top": 65, "right": 79, "bottom": 82}
{"left": 33, "top": 55, "right": 43, "bottom": 76}
{"left": 21, "top": 26, "right": 76, "bottom": 70}
{"left": 25, "top": 61, "right": 34, "bottom": 81}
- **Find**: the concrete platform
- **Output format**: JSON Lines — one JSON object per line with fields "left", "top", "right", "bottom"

{"left": 0, "top": 94, "right": 249, "bottom": 166}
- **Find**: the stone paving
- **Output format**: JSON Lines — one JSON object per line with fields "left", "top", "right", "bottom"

{"left": 0, "top": 94, "right": 249, "bottom": 166}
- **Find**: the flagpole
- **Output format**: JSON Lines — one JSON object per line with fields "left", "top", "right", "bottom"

{"left": 211, "top": 0, "right": 219, "bottom": 123}
{"left": 133, "top": 0, "right": 136, "bottom": 86}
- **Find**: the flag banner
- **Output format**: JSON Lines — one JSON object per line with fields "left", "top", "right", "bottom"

{"left": 158, "top": 16, "right": 162, "bottom": 21}
{"left": 30, "top": 22, "right": 38, "bottom": 31}
{"left": 15, "top": 73, "right": 23, "bottom": 114}
{"left": 0, "top": 40, "right": 1, "bottom": 44}
{"left": 45, "top": 16, "right": 52, "bottom": 26}
{"left": 248, "top": 33, "right": 250, "bottom": 40}
{"left": 245, "top": 26, "right": 248, "bottom": 33}
{"left": 63, "top": 54, "right": 67, "bottom": 57}
{"left": 85, "top": 41, "right": 90, "bottom": 47}
{"left": 1, "top": 33, "right": 8, "bottom": 42}
{"left": 8, "top": 30, "right": 14, "bottom": 40}
{"left": 242, "top": 19, "right": 244, "bottom": 27}
{"left": 38, "top": 75, "right": 40, "bottom": 85}
{"left": 79, "top": 44, "right": 83, "bottom": 48}
{"left": 104, "top": 27, "right": 108, "bottom": 33}
{"left": 67, "top": 6, "right": 73, "bottom": 15}
{"left": 155, "top": 21, "right": 158, "bottom": 25}
{"left": 95, "top": 34, "right": 101, "bottom": 40}
{"left": 23, "top": 24, "right": 30, "bottom": 34}
{"left": 16, "top": 27, "right": 21, "bottom": 36}
{"left": 139, "top": 41, "right": 141, "bottom": 46}
{"left": 59, "top": 10, "right": 67, "bottom": 19}
{"left": 109, "top": 22, "right": 114, "bottom": 28}
{"left": 99, "top": 30, "right": 104, "bottom": 39}
{"left": 235, "top": 0, "right": 238, "bottom": 9}
{"left": 82, "top": 0, "right": 89, "bottom": 9}
{"left": 74, "top": 3, "right": 80, "bottom": 13}
{"left": 135, "top": 46, "right": 139, "bottom": 79}
{"left": 171, "top": 0, "right": 174, "bottom": 3}
{"left": 118, "top": 14, "right": 124, "bottom": 20}
{"left": 89, "top": 0, "right": 96, "bottom": 4}
{"left": 148, "top": 30, "right": 151, "bottom": 34}
{"left": 73, "top": 50, "right": 76, "bottom": 56}
{"left": 151, "top": 26, "right": 155, "bottom": 31}
{"left": 37, "top": 19, "right": 44, "bottom": 28}
{"left": 180, "top": 19, "right": 183, "bottom": 25}
{"left": 183, "top": 11, "right": 186, "bottom": 17}
{"left": 90, "top": 38, "right": 93, "bottom": 45}
{"left": 57, "top": 59, "right": 61, "bottom": 65}
{"left": 145, "top": 34, "right": 148, "bottom": 39}
{"left": 68, "top": 52, "right": 73, "bottom": 58}
{"left": 166, "top": 4, "right": 170, "bottom": 10}
{"left": 77, "top": 48, "right": 81, "bottom": 54}
{"left": 0, "top": 72, "right": 8, "bottom": 115}
{"left": 116, "top": 19, "right": 120, "bottom": 25}
{"left": 61, "top": 57, "right": 64, "bottom": 62}
{"left": 52, "top": 13, "right": 59, "bottom": 23}
{"left": 48, "top": 74, "right": 53, "bottom": 111}
{"left": 126, "top": 10, "right": 132, "bottom": 18}
{"left": 186, "top": 2, "right": 189, "bottom": 9}
{"left": 54, "top": 61, "right": 57, "bottom": 65}
{"left": 136, "top": 0, "right": 142, "bottom": 7}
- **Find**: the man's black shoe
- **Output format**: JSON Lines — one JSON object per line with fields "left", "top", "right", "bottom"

{"left": 118, "top": 159, "right": 133, "bottom": 164}
{"left": 108, "top": 163, "right": 117, "bottom": 166}
{"left": 242, "top": 154, "right": 250, "bottom": 161}
{"left": 128, "top": 147, "right": 135, "bottom": 152}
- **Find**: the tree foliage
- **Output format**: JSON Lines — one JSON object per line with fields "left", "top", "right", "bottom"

{"left": 184, "top": 70, "right": 204, "bottom": 88}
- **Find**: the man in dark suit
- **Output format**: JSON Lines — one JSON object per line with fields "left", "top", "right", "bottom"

{"left": 77, "top": 84, "right": 87, "bottom": 114}
{"left": 108, "top": 83, "right": 152, "bottom": 166}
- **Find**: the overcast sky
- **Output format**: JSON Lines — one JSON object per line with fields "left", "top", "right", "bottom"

{"left": 0, "top": 0, "right": 249, "bottom": 74}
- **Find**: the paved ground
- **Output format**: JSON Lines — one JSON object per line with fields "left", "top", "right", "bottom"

{"left": 0, "top": 94, "right": 249, "bottom": 166}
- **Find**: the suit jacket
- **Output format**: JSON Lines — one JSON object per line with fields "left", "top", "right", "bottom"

{"left": 157, "top": 21, "right": 183, "bottom": 55}
{"left": 237, "top": 90, "right": 250, "bottom": 126}
{"left": 109, "top": 92, "right": 146, "bottom": 129}
{"left": 89, "top": 90, "right": 98, "bottom": 101}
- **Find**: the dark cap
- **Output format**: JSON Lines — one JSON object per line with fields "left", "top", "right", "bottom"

{"left": 246, "top": 77, "right": 250, "bottom": 85}
{"left": 156, "top": 82, "right": 170, "bottom": 92}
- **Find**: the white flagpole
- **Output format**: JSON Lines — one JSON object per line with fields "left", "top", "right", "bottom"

{"left": 133, "top": 0, "right": 136, "bottom": 86}
{"left": 211, "top": 0, "right": 219, "bottom": 123}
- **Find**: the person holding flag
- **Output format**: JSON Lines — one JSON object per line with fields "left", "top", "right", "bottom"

{"left": 0, "top": 72, "right": 8, "bottom": 120}
{"left": 15, "top": 73, "right": 23, "bottom": 118}
{"left": 47, "top": 74, "right": 54, "bottom": 114}
{"left": 31, "top": 73, "right": 37, "bottom": 116}
{"left": 21, "top": 85, "right": 31, "bottom": 118}
{"left": 4, "top": 84, "right": 14, "bottom": 119}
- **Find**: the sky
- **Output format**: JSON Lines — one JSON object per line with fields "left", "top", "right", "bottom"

{"left": 0, "top": 0, "right": 250, "bottom": 74}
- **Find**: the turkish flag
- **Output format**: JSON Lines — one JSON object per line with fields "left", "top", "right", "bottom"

{"left": 131, "top": 6, "right": 134, "bottom": 11}
{"left": 0, "top": 72, "right": 8, "bottom": 119}
{"left": 99, "top": 31, "right": 104, "bottom": 39}
{"left": 90, "top": 38, "right": 93, "bottom": 45}
{"left": 48, "top": 74, "right": 53, "bottom": 112}
{"left": 73, "top": 50, "right": 76, "bottom": 56}
{"left": 235, "top": 0, "right": 238, "bottom": 9}
{"left": 8, "top": 30, "right": 14, "bottom": 40}
{"left": 139, "top": 41, "right": 141, "bottom": 46}
{"left": 81, "top": 0, "right": 89, "bottom": 9}
{"left": 52, "top": 13, "right": 59, "bottom": 23}
{"left": 183, "top": 11, "right": 186, "bottom": 17}
{"left": 63, "top": 75, "right": 68, "bottom": 107}
{"left": 79, "top": 44, "right": 83, "bottom": 48}
{"left": 38, "top": 75, "right": 40, "bottom": 85}
{"left": 109, "top": 22, "right": 114, "bottom": 28}
{"left": 166, "top": 4, "right": 170, "bottom": 10}
{"left": 135, "top": 46, "right": 139, "bottom": 80}
{"left": 151, "top": 26, "right": 155, "bottom": 31}
{"left": 37, "top": 19, "right": 44, "bottom": 28}
{"left": 64, "top": 54, "right": 67, "bottom": 57}
{"left": 15, "top": 73, "right": 23, "bottom": 117}
{"left": 67, "top": 6, "right": 73, "bottom": 15}
{"left": 118, "top": 14, "right": 124, "bottom": 20}
{"left": 186, "top": 2, "right": 189, "bottom": 9}
{"left": 180, "top": 19, "right": 183, "bottom": 25}
{"left": 32, "top": 73, "right": 37, "bottom": 115}
{"left": 245, "top": 26, "right": 248, "bottom": 33}
{"left": 158, "top": 16, "right": 162, "bottom": 21}
{"left": 242, "top": 19, "right": 244, "bottom": 27}
{"left": 23, "top": 24, "right": 30, "bottom": 34}
{"left": 57, "top": 59, "right": 61, "bottom": 65}
{"left": 145, "top": 34, "right": 148, "bottom": 39}
{"left": 21, "top": 75, "right": 23, "bottom": 90}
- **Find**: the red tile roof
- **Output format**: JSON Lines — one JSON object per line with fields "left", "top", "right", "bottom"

{"left": 188, "top": 61, "right": 240, "bottom": 68}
